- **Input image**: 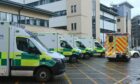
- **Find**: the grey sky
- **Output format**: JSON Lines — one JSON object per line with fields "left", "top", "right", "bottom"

{"left": 100, "top": 0, "right": 140, "bottom": 18}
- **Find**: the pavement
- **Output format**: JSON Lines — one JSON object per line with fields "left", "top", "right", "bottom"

{"left": 1, "top": 57, "right": 140, "bottom": 84}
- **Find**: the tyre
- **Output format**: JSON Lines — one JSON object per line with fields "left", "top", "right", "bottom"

{"left": 133, "top": 53, "right": 139, "bottom": 58}
{"left": 69, "top": 55, "right": 77, "bottom": 63}
{"left": 34, "top": 68, "right": 52, "bottom": 82}
{"left": 108, "top": 58, "right": 114, "bottom": 62}
{"left": 83, "top": 53, "right": 90, "bottom": 59}
{"left": 101, "top": 52, "right": 105, "bottom": 57}
{"left": 124, "top": 57, "right": 131, "bottom": 62}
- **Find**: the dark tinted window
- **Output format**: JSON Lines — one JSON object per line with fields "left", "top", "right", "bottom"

{"left": 109, "top": 36, "right": 113, "bottom": 43}
{"left": 60, "top": 40, "right": 72, "bottom": 49}
{"left": 95, "top": 42, "right": 103, "bottom": 48}
{"left": 16, "top": 37, "right": 41, "bottom": 54}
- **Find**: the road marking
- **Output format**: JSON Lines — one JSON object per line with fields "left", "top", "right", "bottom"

{"left": 90, "top": 61, "right": 126, "bottom": 76}
{"left": 79, "top": 61, "right": 118, "bottom": 82}
{"left": 72, "top": 64, "right": 98, "bottom": 84}
{"left": 64, "top": 73, "right": 72, "bottom": 84}
{"left": 114, "top": 76, "right": 129, "bottom": 84}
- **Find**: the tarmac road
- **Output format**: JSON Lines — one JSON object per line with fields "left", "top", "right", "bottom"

{"left": 0, "top": 57, "right": 140, "bottom": 84}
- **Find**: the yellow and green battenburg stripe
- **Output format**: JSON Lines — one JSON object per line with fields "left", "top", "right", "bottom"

{"left": 12, "top": 53, "right": 56, "bottom": 67}
{"left": 0, "top": 52, "right": 7, "bottom": 66}
{"left": 51, "top": 48, "right": 80, "bottom": 57}
{"left": 0, "top": 52, "right": 56, "bottom": 67}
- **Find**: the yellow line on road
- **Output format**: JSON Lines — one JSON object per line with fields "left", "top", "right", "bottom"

{"left": 72, "top": 64, "right": 98, "bottom": 84}
{"left": 114, "top": 76, "right": 129, "bottom": 84}
{"left": 64, "top": 73, "right": 72, "bottom": 84}
{"left": 92, "top": 61, "right": 126, "bottom": 76}
{"left": 79, "top": 61, "right": 118, "bottom": 82}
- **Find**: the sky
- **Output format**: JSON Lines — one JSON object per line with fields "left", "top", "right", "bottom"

{"left": 100, "top": 0, "right": 140, "bottom": 18}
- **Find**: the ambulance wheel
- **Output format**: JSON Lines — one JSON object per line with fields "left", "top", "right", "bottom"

{"left": 101, "top": 52, "right": 105, "bottom": 57}
{"left": 84, "top": 53, "right": 90, "bottom": 59}
{"left": 108, "top": 58, "right": 114, "bottom": 62}
{"left": 34, "top": 68, "right": 52, "bottom": 82}
{"left": 69, "top": 56, "right": 77, "bottom": 63}
{"left": 124, "top": 57, "right": 131, "bottom": 62}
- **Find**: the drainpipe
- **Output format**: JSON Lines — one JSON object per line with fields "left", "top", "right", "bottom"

{"left": 18, "top": 6, "right": 24, "bottom": 24}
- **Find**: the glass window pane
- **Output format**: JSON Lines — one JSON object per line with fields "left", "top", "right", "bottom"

{"left": 30, "top": 17, "right": 34, "bottom": 25}
{"left": 44, "top": 20, "right": 49, "bottom": 27}
{"left": 7, "top": 13, "right": 12, "bottom": 22}
{"left": 20, "top": 16, "right": 26, "bottom": 24}
{"left": 26, "top": 17, "right": 30, "bottom": 24}
{"left": 12, "top": 14, "right": 18, "bottom": 23}
{"left": 40, "top": 19, "right": 45, "bottom": 26}
{"left": 1, "top": 12, "right": 7, "bottom": 21}
{"left": 33, "top": 18, "right": 37, "bottom": 25}
{"left": 36, "top": 19, "right": 40, "bottom": 26}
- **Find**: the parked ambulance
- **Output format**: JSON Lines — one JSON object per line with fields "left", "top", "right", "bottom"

{"left": 34, "top": 33, "right": 81, "bottom": 63}
{"left": 0, "top": 22, "right": 65, "bottom": 82}
{"left": 93, "top": 40, "right": 106, "bottom": 57}
{"left": 105, "top": 33, "right": 131, "bottom": 62}
{"left": 74, "top": 37, "right": 93, "bottom": 59}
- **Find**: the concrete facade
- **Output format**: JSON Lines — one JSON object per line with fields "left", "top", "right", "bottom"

{"left": 0, "top": 0, "right": 69, "bottom": 34}
{"left": 26, "top": 0, "right": 100, "bottom": 38}
{"left": 117, "top": 16, "right": 131, "bottom": 34}
{"left": 113, "top": 2, "right": 133, "bottom": 35}
{"left": 66, "top": 0, "right": 93, "bottom": 36}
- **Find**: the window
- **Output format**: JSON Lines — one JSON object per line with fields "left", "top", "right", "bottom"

{"left": 7, "top": 13, "right": 12, "bottom": 22}
{"left": 33, "top": 18, "right": 37, "bottom": 25}
{"left": 20, "top": 16, "right": 26, "bottom": 24}
{"left": 74, "top": 23, "right": 77, "bottom": 30}
{"left": 44, "top": 20, "right": 49, "bottom": 27}
{"left": 60, "top": 40, "right": 72, "bottom": 49}
{"left": 109, "top": 36, "right": 113, "bottom": 43}
{"left": 74, "top": 5, "right": 77, "bottom": 13}
{"left": 0, "top": 12, "right": 49, "bottom": 27}
{"left": 36, "top": 19, "right": 40, "bottom": 26}
{"left": 16, "top": 37, "right": 29, "bottom": 52}
{"left": 40, "top": 19, "right": 45, "bottom": 26}
{"left": 95, "top": 42, "right": 103, "bottom": 48}
{"left": 16, "top": 37, "right": 40, "bottom": 54}
{"left": 117, "top": 19, "right": 120, "bottom": 22}
{"left": 29, "top": 17, "right": 34, "bottom": 25}
{"left": 117, "top": 29, "right": 121, "bottom": 32}
{"left": 71, "top": 23, "right": 77, "bottom": 31}
{"left": 71, "top": 5, "right": 77, "bottom": 13}
{"left": 71, "top": 23, "right": 74, "bottom": 30}
{"left": 54, "top": 10, "right": 67, "bottom": 17}
{"left": 0, "top": 12, "right": 7, "bottom": 21}
{"left": 71, "top": 5, "right": 74, "bottom": 13}
{"left": 76, "top": 41, "right": 86, "bottom": 49}
{"left": 12, "top": 14, "right": 18, "bottom": 23}
{"left": 26, "top": 17, "right": 30, "bottom": 24}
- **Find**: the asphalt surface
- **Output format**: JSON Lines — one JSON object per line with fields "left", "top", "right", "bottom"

{"left": 0, "top": 57, "right": 140, "bottom": 84}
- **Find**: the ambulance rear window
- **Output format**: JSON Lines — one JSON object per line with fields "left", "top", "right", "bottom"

{"left": 109, "top": 36, "right": 113, "bottom": 43}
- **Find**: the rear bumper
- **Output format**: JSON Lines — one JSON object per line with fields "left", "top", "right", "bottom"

{"left": 106, "top": 53, "right": 130, "bottom": 59}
